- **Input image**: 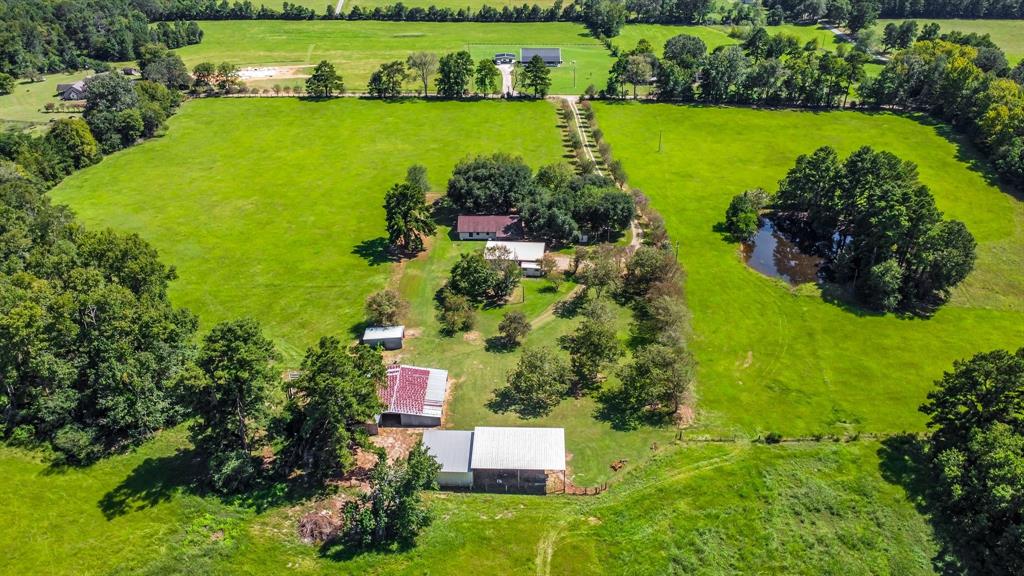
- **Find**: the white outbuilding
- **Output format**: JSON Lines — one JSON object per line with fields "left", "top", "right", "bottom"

{"left": 362, "top": 325, "right": 405, "bottom": 350}
{"left": 421, "top": 426, "right": 566, "bottom": 493}
{"left": 422, "top": 429, "right": 474, "bottom": 488}
{"left": 485, "top": 240, "right": 546, "bottom": 277}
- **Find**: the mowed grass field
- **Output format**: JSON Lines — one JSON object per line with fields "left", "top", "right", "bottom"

{"left": 593, "top": 103, "right": 1024, "bottom": 437}
{"left": 51, "top": 98, "right": 565, "bottom": 362}
{"left": 875, "top": 18, "right": 1024, "bottom": 63}
{"left": 174, "top": 21, "right": 611, "bottom": 93}
{"left": 0, "top": 430, "right": 940, "bottom": 575}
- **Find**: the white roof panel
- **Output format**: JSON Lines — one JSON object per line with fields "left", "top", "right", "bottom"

{"left": 423, "top": 430, "right": 473, "bottom": 473}
{"left": 485, "top": 241, "right": 545, "bottom": 263}
{"left": 363, "top": 325, "right": 405, "bottom": 340}
{"left": 470, "top": 427, "right": 565, "bottom": 471}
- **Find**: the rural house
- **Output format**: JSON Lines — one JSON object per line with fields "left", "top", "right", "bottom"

{"left": 422, "top": 426, "right": 566, "bottom": 494}
{"left": 372, "top": 364, "right": 449, "bottom": 431}
{"left": 56, "top": 80, "right": 88, "bottom": 101}
{"left": 485, "top": 240, "right": 546, "bottom": 276}
{"left": 456, "top": 214, "right": 521, "bottom": 240}
{"left": 521, "top": 48, "right": 563, "bottom": 67}
{"left": 362, "top": 325, "right": 405, "bottom": 350}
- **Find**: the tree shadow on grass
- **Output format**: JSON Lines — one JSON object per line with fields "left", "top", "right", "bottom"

{"left": 593, "top": 389, "right": 674, "bottom": 432}
{"left": 98, "top": 448, "right": 201, "bottom": 520}
{"left": 98, "top": 448, "right": 325, "bottom": 520}
{"left": 352, "top": 237, "right": 401, "bottom": 266}
{"left": 484, "top": 335, "right": 518, "bottom": 353}
{"left": 877, "top": 434, "right": 977, "bottom": 576}
{"left": 485, "top": 388, "right": 551, "bottom": 420}
{"left": 318, "top": 538, "right": 415, "bottom": 562}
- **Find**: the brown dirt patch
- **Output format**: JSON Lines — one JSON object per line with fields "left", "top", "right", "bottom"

{"left": 462, "top": 330, "right": 482, "bottom": 343}
{"left": 370, "top": 428, "right": 424, "bottom": 462}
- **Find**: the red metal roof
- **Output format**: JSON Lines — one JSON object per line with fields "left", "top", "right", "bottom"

{"left": 381, "top": 365, "right": 430, "bottom": 414}
{"left": 456, "top": 215, "right": 520, "bottom": 238}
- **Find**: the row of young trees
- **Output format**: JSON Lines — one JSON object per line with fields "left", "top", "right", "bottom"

{"left": 724, "top": 146, "right": 976, "bottom": 312}
{"left": 0, "top": 0, "right": 202, "bottom": 79}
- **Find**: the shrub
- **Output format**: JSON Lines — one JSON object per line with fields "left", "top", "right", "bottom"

{"left": 365, "top": 289, "right": 407, "bottom": 326}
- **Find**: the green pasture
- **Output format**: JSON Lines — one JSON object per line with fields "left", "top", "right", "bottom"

{"left": 874, "top": 18, "right": 1024, "bottom": 63}
{"left": 174, "top": 21, "right": 611, "bottom": 93}
{"left": 0, "top": 72, "right": 87, "bottom": 128}
{"left": 51, "top": 98, "right": 565, "bottom": 362}
{"left": 593, "top": 103, "right": 1024, "bottom": 437}
{"left": 0, "top": 429, "right": 940, "bottom": 574}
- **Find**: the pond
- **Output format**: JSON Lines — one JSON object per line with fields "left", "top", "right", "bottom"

{"left": 741, "top": 218, "right": 823, "bottom": 285}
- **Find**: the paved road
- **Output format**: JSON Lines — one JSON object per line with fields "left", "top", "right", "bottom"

{"left": 497, "top": 63, "right": 515, "bottom": 96}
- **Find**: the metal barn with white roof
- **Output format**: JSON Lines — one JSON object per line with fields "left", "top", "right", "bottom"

{"left": 362, "top": 325, "right": 405, "bottom": 350}
{"left": 485, "top": 241, "right": 546, "bottom": 277}
{"left": 421, "top": 426, "right": 566, "bottom": 493}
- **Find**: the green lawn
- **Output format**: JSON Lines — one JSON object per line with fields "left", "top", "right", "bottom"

{"left": 874, "top": 19, "right": 1024, "bottom": 63}
{"left": 0, "top": 428, "right": 940, "bottom": 575}
{"left": 0, "top": 72, "right": 87, "bottom": 129}
{"left": 51, "top": 98, "right": 565, "bottom": 362}
{"left": 593, "top": 103, "right": 1024, "bottom": 437}
{"left": 174, "top": 21, "right": 611, "bottom": 94}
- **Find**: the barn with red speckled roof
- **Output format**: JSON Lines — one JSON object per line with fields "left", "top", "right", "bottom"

{"left": 374, "top": 364, "right": 449, "bottom": 428}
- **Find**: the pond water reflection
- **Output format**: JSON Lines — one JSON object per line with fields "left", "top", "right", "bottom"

{"left": 741, "top": 218, "right": 823, "bottom": 285}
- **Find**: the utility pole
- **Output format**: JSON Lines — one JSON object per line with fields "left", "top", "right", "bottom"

{"left": 658, "top": 130, "right": 663, "bottom": 153}
{"left": 572, "top": 60, "right": 577, "bottom": 89}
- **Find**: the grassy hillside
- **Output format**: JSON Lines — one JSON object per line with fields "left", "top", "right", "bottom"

{"left": 51, "top": 98, "right": 565, "bottom": 362}
{"left": 0, "top": 430, "right": 939, "bottom": 575}
{"left": 593, "top": 103, "right": 1024, "bottom": 437}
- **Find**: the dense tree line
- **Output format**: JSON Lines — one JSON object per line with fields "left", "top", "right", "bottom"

{"left": 347, "top": 0, "right": 577, "bottom": 22}
{"left": 138, "top": 0, "right": 319, "bottom": 20}
{"left": 861, "top": 39, "right": 1024, "bottom": 190}
{"left": 769, "top": 146, "right": 975, "bottom": 312}
{"left": 919, "top": 348, "right": 1023, "bottom": 574}
{"left": 0, "top": 0, "right": 202, "bottom": 78}
{"left": 447, "top": 155, "right": 634, "bottom": 245}
{"left": 0, "top": 169, "right": 198, "bottom": 464}
{"left": 605, "top": 30, "right": 872, "bottom": 107}
{"left": 877, "top": 0, "right": 1024, "bottom": 19}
